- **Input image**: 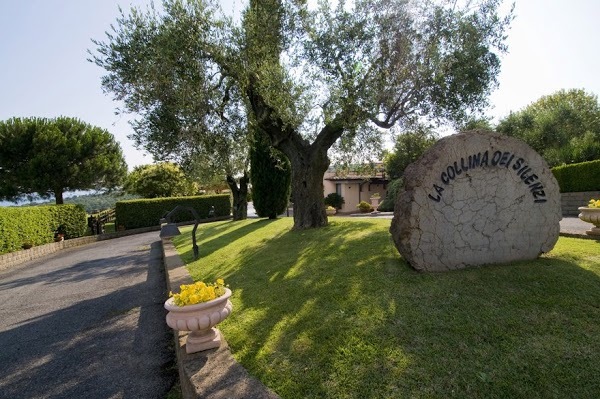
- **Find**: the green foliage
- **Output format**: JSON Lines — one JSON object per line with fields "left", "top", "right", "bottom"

{"left": 460, "top": 116, "right": 494, "bottom": 130}
{"left": 91, "top": 0, "right": 249, "bottom": 212}
{"left": 356, "top": 200, "right": 373, "bottom": 213}
{"left": 115, "top": 195, "right": 231, "bottom": 230}
{"left": 0, "top": 208, "right": 52, "bottom": 253}
{"left": 174, "top": 220, "right": 600, "bottom": 398}
{"left": 125, "top": 162, "right": 198, "bottom": 198}
{"left": 0, "top": 117, "right": 127, "bottom": 204}
{"left": 48, "top": 204, "right": 87, "bottom": 239}
{"left": 0, "top": 205, "right": 87, "bottom": 254}
{"left": 496, "top": 89, "right": 600, "bottom": 167}
{"left": 92, "top": 0, "right": 512, "bottom": 229}
{"left": 324, "top": 193, "right": 345, "bottom": 210}
{"left": 552, "top": 160, "right": 600, "bottom": 192}
{"left": 250, "top": 130, "right": 291, "bottom": 219}
{"left": 377, "top": 178, "right": 403, "bottom": 212}
{"left": 384, "top": 128, "right": 438, "bottom": 180}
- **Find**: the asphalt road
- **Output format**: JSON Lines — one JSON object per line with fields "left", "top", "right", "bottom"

{"left": 0, "top": 232, "right": 176, "bottom": 399}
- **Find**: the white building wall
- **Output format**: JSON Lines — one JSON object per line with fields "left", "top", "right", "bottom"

{"left": 340, "top": 183, "right": 361, "bottom": 213}
{"left": 323, "top": 175, "right": 389, "bottom": 213}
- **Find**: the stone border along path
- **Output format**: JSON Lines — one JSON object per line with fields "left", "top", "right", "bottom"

{"left": 0, "top": 226, "right": 160, "bottom": 272}
{"left": 160, "top": 237, "right": 280, "bottom": 399}
{"left": 0, "top": 216, "right": 233, "bottom": 272}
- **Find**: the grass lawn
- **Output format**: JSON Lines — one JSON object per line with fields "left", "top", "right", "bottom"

{"left": 172, "top": 218, "right": 600, "bottom": 399}
{"left": 103, "top": 222, "right": 115, "bottom": 234}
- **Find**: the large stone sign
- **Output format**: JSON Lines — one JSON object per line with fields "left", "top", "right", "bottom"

{"left": 390, "top": 130, "right": 561, "bottom": 272}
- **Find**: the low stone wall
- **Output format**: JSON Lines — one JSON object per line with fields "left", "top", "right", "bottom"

{"left": 0, "top": 215, "right": 232, "bottom": 272}
{"left": 0, "top": 226, "right": 160, "bottom": 272}
{"left": 561, "top": 191, "right": 600, "bottom": 216}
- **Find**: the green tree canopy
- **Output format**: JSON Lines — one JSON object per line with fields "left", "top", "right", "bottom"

{"left": 384, "top": 127, "right": 439, "bottom": 180}
{"left": 0, "top": 117, "right": 127, "bottom": 204}
{"left": 92, "top": 0, "right": 512, "bottom": 229}
{"left": 496, "top": 89, "right": 600, "bottom": 167}
{"left": 124, "top": 162, "right": 198, "bottom": 198}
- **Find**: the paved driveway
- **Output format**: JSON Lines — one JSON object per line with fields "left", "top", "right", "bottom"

{"left": 0, "top": 232, "right": 175, "bottom": 399}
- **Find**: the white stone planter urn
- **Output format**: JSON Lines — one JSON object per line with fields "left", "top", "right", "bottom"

{"left": 578, "top": 207, "right": 600, "bottom": 236}
{"left": 164, "top": 288, "right": 233, "bottom": 353}
{"left": 326, "top": 208, "right": 336, "bottom": 216}
{"left": 370, "top": 196, "right": 380, "bottom": 210}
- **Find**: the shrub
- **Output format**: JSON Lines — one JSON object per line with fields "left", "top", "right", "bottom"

{"left": 552, "top": 159, "right": 600, "bottom": 192}
{"left": 115, "top": 195, "right": 231, "bottom": 230}
{"left": 357, "top": 201, "right": 373, "bottom": 213}
{"left": 0, "top": 205, "right": 87, "bottom": 254}
{"left": 48, "top": 204, "right": 87, "bottom": 238}
{"left": 378, "top": 178, "right": 403, "bottom": 212}
{"left": 324, "top": 193, "right": 345, "bottom": 209}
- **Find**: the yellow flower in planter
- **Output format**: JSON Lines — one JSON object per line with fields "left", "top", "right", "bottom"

{"left": 170, "top": 279, "right": 227, "bottom": 306}
{"left": 588, "top": 199, "right": 600, "bottom": 208}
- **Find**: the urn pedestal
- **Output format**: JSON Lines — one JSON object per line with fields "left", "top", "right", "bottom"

{"left": 578, "top": 207, "right": 600, "bottom": 236}
{"left": 164, "top": 288, "right": 233, "bottom": 353}
{"left": 370, "top": 196, "right": 380, "bottom": 210}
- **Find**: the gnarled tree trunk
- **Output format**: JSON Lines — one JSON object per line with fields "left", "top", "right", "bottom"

{"left": 288, "top": 146, "right": 330, "bottom": 229}
{"left": 226, "top": 172, "right": 249, "bottom": 221}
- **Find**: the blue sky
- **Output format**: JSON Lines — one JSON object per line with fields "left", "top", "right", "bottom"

{"left": 1, "top": 0, "right": 599, "bottom": 171}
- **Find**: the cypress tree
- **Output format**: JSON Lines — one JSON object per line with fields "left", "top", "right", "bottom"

{"left": 250, "top": 129, "right": 291, "bottom": 219}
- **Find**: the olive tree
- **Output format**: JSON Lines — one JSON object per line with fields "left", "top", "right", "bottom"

{"left": 92, "top": 0, "right": 512, "bottom": 229}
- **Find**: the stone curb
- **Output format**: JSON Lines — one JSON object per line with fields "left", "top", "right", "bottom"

{"left": 559, "top": 231, "right": 600, "bottom": 240}
{"left": 348, "top": 211, "right": 394, "bottom": 217}
{"left": 0, "top": 225, "right": 161, "bottom": 272}
{"left": 160, "top": 237, "right": 280, "bottom": 399}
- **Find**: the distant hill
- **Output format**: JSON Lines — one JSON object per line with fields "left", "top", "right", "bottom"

{"left": 6, "top": 192, "right": 140, "bottom": 213}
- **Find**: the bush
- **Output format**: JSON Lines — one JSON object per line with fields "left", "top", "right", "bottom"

{"left": 49, "top": 204, "right": 87, "bottom": 239}
{"left": 378, "top": 178, "right": 404, "bottom": 212}
{"left": 552, "top": 159, "right": 600, "bottom": 192}
{"left": 0, "top": 205, "right": 87, "bottom": 254}
{"left": 115, "top": 195, "right": 231, "bottom": 230}
{"left": 357, "top": 201, "right": 373, "bottom": 213}
{"left": 324, "top": 193, "right": 345, "bottom": 209}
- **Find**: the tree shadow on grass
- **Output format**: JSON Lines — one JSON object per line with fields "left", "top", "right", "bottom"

{"left": 174, "top": 218, "right": 279, "bottom": 267}
{"left": 197, "top": 222, "right": 600, "bottom": 399}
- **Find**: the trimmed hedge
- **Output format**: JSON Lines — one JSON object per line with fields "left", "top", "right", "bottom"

{"left": 552, "top": 159, "right": 600, "bottom": 193}
{"left": 115, "top": 195, "right": 231, "bottom": 230}
{"left": 49, "top": 205, "right": 88, "bottom": 239}
{"left": 0, "top": 205, "right": 87, "bottom": 254}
